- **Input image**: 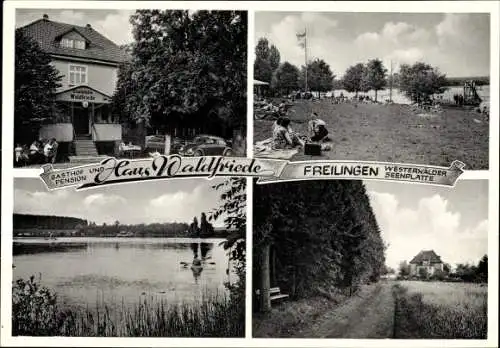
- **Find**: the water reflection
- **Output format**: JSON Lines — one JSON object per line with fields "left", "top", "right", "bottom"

{"left": 13, "top": 238, "right": 229, "bottom": 309}
{"left": 189, "top": 243, "right": 214, "bottom": 283}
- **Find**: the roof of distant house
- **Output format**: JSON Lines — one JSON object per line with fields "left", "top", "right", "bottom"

{"left": 18, "top": 15, "right": 129, "bottom": 64}
{"left": 409, "top": 250, "right": 443, "bottom": 264}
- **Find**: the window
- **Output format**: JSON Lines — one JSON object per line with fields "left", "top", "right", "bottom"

{"left": 61, "top": 38, "right": 86, "bottom": 49}
{"left": 69, "top": 65, "right": 87, "bottom": 85}
{"left": 74, "top": 40, "right": 85, "bottom": 49}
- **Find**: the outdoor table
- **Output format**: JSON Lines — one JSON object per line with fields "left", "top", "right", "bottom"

{"left": 120, "top": 145, "right": 142, "bottom": 159}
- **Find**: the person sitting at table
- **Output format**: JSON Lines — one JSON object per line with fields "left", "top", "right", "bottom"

{"left": 29, "top": 140, "right": 44, "bottom": 164}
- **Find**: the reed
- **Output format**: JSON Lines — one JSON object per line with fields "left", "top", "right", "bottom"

{"left": 12, "top": 276, "right": 244, "bottom": 337}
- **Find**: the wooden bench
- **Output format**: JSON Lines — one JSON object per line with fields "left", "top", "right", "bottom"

{"left": 255, "top": 287, "right": 289, "bottom": 302}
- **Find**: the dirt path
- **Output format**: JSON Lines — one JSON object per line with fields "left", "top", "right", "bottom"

{"left": 293, "top": 282, "right": 395, "bottom": 338}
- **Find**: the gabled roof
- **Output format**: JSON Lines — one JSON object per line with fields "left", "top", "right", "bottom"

{"left": 18, "top": 17, "right": 129, "bottom": 64}
{"left": 410, "top": 250, "right": 443, "bottom": 264}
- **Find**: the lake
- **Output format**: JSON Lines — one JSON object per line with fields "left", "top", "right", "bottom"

{"left": 13, "top": 237, "right": 232, "bottom": 311}
{"left": 329, "top": 85, "right": 490, "bottom": 104}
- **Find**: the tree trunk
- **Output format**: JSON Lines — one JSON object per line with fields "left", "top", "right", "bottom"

{"left": 375, "top": 90, "right": 378, "bottom": 102}
{"left": 260, "top": 243, "right": 271, "bottom": 312}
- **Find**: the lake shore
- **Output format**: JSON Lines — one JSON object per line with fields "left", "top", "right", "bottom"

{"left": 12, "top": 277, "right": 244, "bottom": 337}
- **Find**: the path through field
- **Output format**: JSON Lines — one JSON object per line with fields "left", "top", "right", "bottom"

{"left": 293, "top": 282, "right": 395, "bottom": 338}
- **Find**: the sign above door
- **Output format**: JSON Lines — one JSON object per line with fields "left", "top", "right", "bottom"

{"left": 56, "top": 86, "right": 111, "bottom": 104}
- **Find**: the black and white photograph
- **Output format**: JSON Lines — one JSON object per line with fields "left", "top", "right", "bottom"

{"left": 11, "top": 177, "right": 246, "bottom": 337}
{"left": 253, "top": 12, "right": 490, "bottom": 168}
{"left": 253, "top": 179, "right": 488, "bottom": 339}
{"left": 13, "top": 9, "right": 247, "bottom": 168}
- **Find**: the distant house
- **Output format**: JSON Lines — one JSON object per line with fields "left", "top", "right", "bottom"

{"left": 409, "top": 250, "right": 444, "bottom": 277}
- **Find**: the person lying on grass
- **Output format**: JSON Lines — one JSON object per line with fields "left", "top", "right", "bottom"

{"left": 308, "top": 112, "right": 329, "bottom": 142}
{"left": 272, "top": 116, "right": 306, "bottom": 150}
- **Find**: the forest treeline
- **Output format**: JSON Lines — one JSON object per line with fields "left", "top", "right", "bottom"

{"left": 13, "top": 213, "right": 231, "bottom": 238}
{"left": 253, "top": 180, "right": 385, "bottom": 302}
{"left": 14, "top": 214, "right": 86, "bottom": 230}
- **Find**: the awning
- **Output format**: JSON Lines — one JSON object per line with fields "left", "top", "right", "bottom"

{"left": 254, "top": 79, "right": 270, "bottom": 86}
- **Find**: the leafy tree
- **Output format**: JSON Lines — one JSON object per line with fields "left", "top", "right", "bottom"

{"left": 398, "top": 260, "right": 410, "bottom": 277}
{"left": 299, "top": 59, "right": 334, "bottom": 98}
{"left": 362, "top": 59, "right": 387, "bottom": 102}
{"left": 199, "top": 212, "right": 215, "bottom": 237}
{"left": 342, "top": 63, "right": 365, "bottom": 97}
{"left": 254, "top": 38, "right": 273, "bottom": 83}
{"left": 254, "top": 37, "right": 281, "bottom": 86}
{"left": 271, "top": 61, "right": 300, "bottom": 96}
{"left": 476, "top": 255, "right": 488, "bottom": 282}
{"left": 269, "top": 44, "right": 281, "bottom": 72}
{"left": 210, "top": 178, "right": 246, "bottom": 330}
{"left": 117, "top": 10, "right": 247, "bottom": 138}
{"left": 189, "top": 217, "right": 200, "bottom": 237}
{"left": 15, "top": 30, "right": 62, "bottom": 144}
{"left": 398, "top": 62, "right": 448, "bottom": 104}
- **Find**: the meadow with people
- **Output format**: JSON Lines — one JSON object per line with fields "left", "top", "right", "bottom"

{"left": 253, "top": 36, "right": 489, "bottom": 169}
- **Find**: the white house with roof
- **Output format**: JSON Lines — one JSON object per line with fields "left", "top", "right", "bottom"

{"left": 409, "top": 249, "right": 445, "bottom": 277}
{"left": 19, "top": 14, "right": 129, "bottom": 159}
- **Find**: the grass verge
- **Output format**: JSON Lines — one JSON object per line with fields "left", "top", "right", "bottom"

{"left": 392, "top": 283, "right": 487, "bottom": 338}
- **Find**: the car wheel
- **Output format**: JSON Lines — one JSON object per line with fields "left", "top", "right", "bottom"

{"left": 222, "top": 148, "right": 233, "bottom": 156}
{"left": 194, "top": 149, "right": 204, "bottom": 157}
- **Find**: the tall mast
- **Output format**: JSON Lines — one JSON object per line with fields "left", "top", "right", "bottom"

{"left": 389, "top": 60, "right": 393, "bottom": 103}
{"left": 304, "top": 27, "right": 308, "bottom": 93}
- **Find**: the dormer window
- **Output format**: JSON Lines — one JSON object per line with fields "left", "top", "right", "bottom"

{"left": 61, "top": 38, "right": 86, "bottom": 49}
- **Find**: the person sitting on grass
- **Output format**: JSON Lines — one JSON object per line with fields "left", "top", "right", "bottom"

{"left": 308, "top": 112, "right": 329, "bottom": 142}
{"left": 272, "top": 117, "right": 305, "bottom": 150}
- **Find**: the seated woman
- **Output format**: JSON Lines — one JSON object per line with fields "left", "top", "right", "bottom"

{"left": 308, "top": 113, "right": 329, "bottom": 142}
{"left": 28, "top": 140, "right": 44, "bottom": 164}
{"left": 272, "top": 117, "right": 305, "bottom": 149}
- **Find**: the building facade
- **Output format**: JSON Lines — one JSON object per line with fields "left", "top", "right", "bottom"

{"left": 409, "top": 250, "right": 445, "bottom": 277}
{"left": 20, "top": 14, "right": 128, "bottom": 158}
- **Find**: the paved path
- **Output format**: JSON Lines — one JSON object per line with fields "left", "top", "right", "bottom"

{"left": 295, "top": 282, "right": 395, "bottom": 338}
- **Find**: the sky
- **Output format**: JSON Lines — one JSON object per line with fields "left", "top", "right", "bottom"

{"left": 16, "top": 9, "right": 135, "bottom": 45}
{"left": 14, "top": 178, "right": 232, "bottom": 227}
{"left": 365, "top": 180, "right": 488, "bottom": 270}
{"left": 255, "top": 12, "right": 490, "bottom": 78}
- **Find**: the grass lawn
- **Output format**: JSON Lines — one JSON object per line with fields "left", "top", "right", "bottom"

{"left": 254, "top": 99, "right": 489, "bottom": 169}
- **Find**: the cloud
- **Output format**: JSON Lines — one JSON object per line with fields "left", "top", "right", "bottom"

{"left": 16, "top": 10, "right": 134, "bottom": 45}
{"left": 14, "top": 182, "right": 226, "bottom": 227}
{"left": 83, "top": 193, "right": 127, "bottom": 207}
{"left": 94, "top": 11, "right": 135, "bottom": 45}
{"left": 368, "top": 191, "right": 487, "bottom": 269}
{"left": 258, "top": 13, "right": 341, "bottom": 71}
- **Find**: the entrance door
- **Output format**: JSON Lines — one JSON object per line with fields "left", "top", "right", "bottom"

{"left": 73, "top": 107, "right": 90, "bottom": 135}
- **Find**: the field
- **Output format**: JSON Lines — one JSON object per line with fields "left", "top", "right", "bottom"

{"left": 393, "top": 281, "right": 487, "bottom": 338}
{"left": 254, "top": 99, "right": 489, "bottom": 169}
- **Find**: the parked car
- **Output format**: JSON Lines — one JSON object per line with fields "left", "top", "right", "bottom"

{"left": 179, "top": 135, "right": 233, "bottom": 156}
{"left": 144, "top": 135, "right": 184, "bottom": 154}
